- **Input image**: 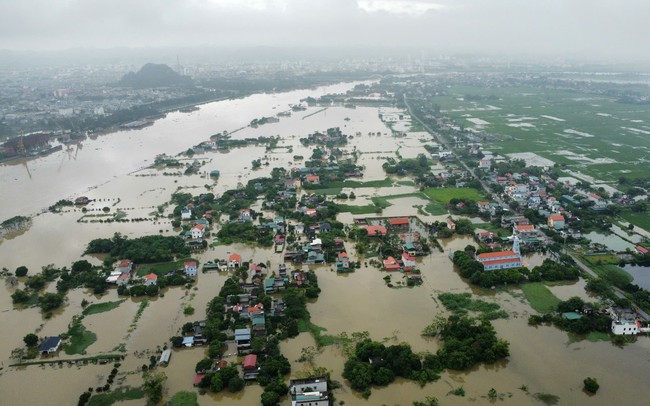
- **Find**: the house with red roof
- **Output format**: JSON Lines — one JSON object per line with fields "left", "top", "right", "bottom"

{"left": 115, "top": 259, "right": 133, "bottom": 275}
{"left": 515, "top": 224, "right": 536, "bottom": 236}
{"left": 228, "top": 253, "right": 242, "bottom": 268}
{"left": 401, "top": 252, "right": 416, "bottom": 270}
{"left": 190, "top": 224, "right": 205, "bottom": 239}
{"left": 388, "top": 217, "right": 410, "bottom": 232}
{"left": 636, "top": 246, "right": 649, "bottom": 255}
{"left": 304, "top": 208, "right": 317, "bottom": 217}
{"left": 363, "top": 225, "right": 387, "bottom": 237}
{"left": 547, "top": 214, "right": 565, "bottom": 230}
{"left": 144, "top": 273, "right": 158, "bottom": 286}
{"left": 337, "top": 252, "right": 350, "bottom": 272}
{"left": 116, "top": 273, "right": 130, "bottom": 286}
{"left": 383, "top": 256, "right": 401, "bottom": 271}
{"left": 305, "top": 175, "right": 320, "bottom": 184}
{"left": 193, "top": 373, "right": 206, "bottom": 387}
{"left": 243, "top": 354, "right": 258, "bottom": 370}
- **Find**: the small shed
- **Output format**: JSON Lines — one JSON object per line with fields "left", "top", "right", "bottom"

{"left": 158, "top": 349, "right": 172, "bottom": 365}
{"left": 193, "top": 373, "right": 206, "bottom": 386}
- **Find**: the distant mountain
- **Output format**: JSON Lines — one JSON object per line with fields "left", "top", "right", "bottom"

{"left": 117, "top": 63, "right": 192, "bottom": 88}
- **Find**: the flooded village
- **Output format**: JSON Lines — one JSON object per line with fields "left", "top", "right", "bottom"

{"left": 2, "top": 77, "right": 650, "bottom": 406}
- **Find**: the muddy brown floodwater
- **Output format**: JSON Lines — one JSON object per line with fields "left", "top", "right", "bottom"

{"left": 1, "top": 83, "right": 649, "bottom": 406}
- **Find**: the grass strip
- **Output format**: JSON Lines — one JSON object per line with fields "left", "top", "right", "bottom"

{"left": 82, "top": 300, "right": 124, "bottom": 316}
{"left": 519, "top": 283, "right": 561, "bottom": 314}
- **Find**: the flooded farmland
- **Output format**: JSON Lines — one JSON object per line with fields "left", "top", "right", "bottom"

{"left": 2, "top": 82, "right": 650, "bottom": 406}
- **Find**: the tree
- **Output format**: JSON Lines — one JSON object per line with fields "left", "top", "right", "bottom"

{"left": 23, "top": 333, "right": 38, "bottom": 347}
{"left": 195, "top": 357, "right": 213, "bottom": 373}
{"left": 143, "top": 371, "right": 167, "bottom": 406}
{"left": 11, "top": 289, "right": 31, "bottom": 304}
{"left": 583, "top": 377, "right": 599, "bottom": 394}
{"left": 170, "top": 336, "right": 183, "bottom": 348}
{"left": 71, "top": 260, "right": 93, "bottom": 274}
{"left": 261, "top": 391, "right": 280, "bottom": 406}
{"left": 15, "top": 266, "right": 28, "bottom": 277}
{"left": 343, "top": 359, "right": 373, "bottom": 391}
{"left": 227, "top": 376, "right": 245, "bottom": 392}
{"left": 25, "top": 275, "right": 46, "bottom": 291}
{"left": 38, "top": 292, "right": 64, "bottom": 311}
{"left": 210, "top": 374, "right": 224, "bottom": 392}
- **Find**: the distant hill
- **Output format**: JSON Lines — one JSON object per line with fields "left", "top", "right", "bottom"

{"left": 117, "top": 63, "right": 192, "bottom": 88}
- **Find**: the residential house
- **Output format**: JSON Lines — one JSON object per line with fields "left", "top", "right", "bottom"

{"left": 265, "top": 276, "right": 288, "bottom": 293}
{"left": 234, "top": 328, "right": 252, "bottom": 353}
{"left": 309, "top": 238, "right": 322, "bottom": 252}
{"left": 610, "top": 307, "right": 641, "bottom": 335}
{"left": 388, "top": 217, "right": 410, "bottom": 232}
{"left": 363, "top": 225, "right": 387, "bottom": 237}
{"left": 514, "top": 224, "right": 536, "bottom": 237}
{"left": 636, "top": 246, "right": 649, "bottom": 255}
{"left": 611, "top": 319, "right": 639, "bottom": 335}
{"left": 290, "top": 377, "right": 329, "bottom": 406}
{"left": 181, "top": 207, "right": 192, "bottom": 220}
{"left": 239, "top": 209, "right": 253, "bottom": 221}
{"left": 116, "top": 273, "right": 130, "bottom": 286}
{"left": 274, "top": 234, "right": 286, "bottom": 246}
{"left": 305, "top": 251, "right": 325, "bottom": 264}
{"left": 477, "top": 201, "right": 490, "bottom": 214}
{"left": 228, "top": 253, "right": 242, "bottom": 269}
{"left": 304, "top": 208, "right": 317, "bottom": 217}
{"left": 337, "top": 252, "right": 350, "bottom": 272}
{"left": 446, "top": 219, "right": 456, "bottom": 232}
{"left": 243, "top": 354, "right": 258, "bottom": 371}
{"left": 144, "top": 273, "right": 158, "bottom": 286}
{"left": 195, "top": 218, "right": 209, "bottom": 227}
{"left": 39, "top": 336, "right": 62, "bottom": 355}
{"left": 401, "top": 252, "right": 416, "bottom": 270}
{"left": 182, "top": 336, "right": 195, "bottom": 347}
{"left": 305, "top": 175, "right": 320, "bottom": 185}
{"left": 383, "top": 256, "right": 401, "bottom": 271}
{"left": 403, "top": 242, "right": 418, "bottom": 257}
{"left": 190, "top": 224, "right": 205, "bottom": 240}
{"left": 251, "top": 315, "right": 266, "bottom": 337}
{"left": 476, "top": 231, "right": 498, "bottom": 244}
{"left": 184, "top": 261, "right": 198, "bottom": 277}
{"left": 547, "top": 214, "right": 565, "bottom": 230}
{"left": 114, "top": 259, "right": 133, "bottom": 275}
{"left": 334, "top": 237, "right": 345, "bottom": 251}
{"left": 478, "top": 159, "right": 491, "bottom": 169}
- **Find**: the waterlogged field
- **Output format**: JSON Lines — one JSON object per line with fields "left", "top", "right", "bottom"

{"left": 3, "top": 82, "right": 650, "bottom": 406}
{"left": 433, "top": 85, "right": 650, "bottom": 181}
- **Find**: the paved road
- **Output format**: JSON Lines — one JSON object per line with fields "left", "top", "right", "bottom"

{"left": 566, "top": 252, "right": 649, "bottom": 315}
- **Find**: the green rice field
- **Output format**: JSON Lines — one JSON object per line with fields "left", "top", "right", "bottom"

{"left": 428, "top": 85, "right": 650, "bottom": 181}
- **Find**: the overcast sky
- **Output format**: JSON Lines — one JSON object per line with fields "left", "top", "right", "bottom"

{"left": 0, "top": 0, "right": 647, "bottom": 60}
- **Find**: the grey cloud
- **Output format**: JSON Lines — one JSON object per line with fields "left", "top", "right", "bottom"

{"left": 0, "top": 0, "right": 647, "bottom": 61}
